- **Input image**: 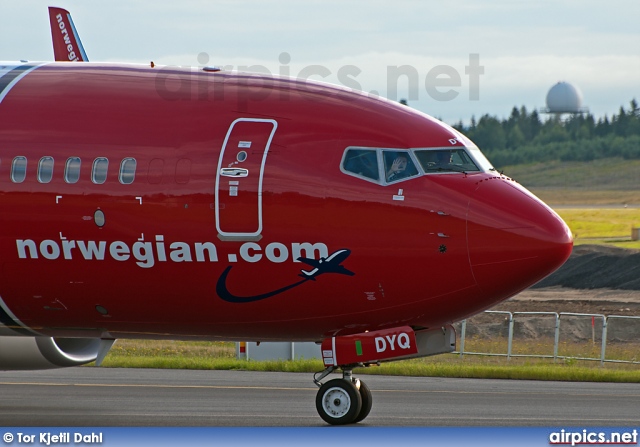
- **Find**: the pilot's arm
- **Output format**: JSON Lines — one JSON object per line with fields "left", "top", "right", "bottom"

{"left": 386, "top": 158, "right": 403, "bottom": 180}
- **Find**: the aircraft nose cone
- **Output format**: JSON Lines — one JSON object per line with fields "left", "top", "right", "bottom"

{"left": 467, "top": 177, "right": 573, "bottom": 302}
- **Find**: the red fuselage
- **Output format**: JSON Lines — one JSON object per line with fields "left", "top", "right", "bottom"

{"left": 0, "top": 62, "right": 572, "bottom": 342}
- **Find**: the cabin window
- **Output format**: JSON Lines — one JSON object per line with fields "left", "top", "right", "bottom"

{"left": 11, "top": 156, "right": 27, "bottom": 183}
{"left": 414, "top": 149, "right": 480, "bottom": 173}
{"left": 92, "top": 157, "right": 109, "bottom": 184}
{"left": 342, "top": 149, "right": 380, "bottom": 182}
{"left": 65, "top": 157, "right": 81, "bottom": 183}
{"left": 383, "top": 150, "right": 419, "bottom": 183}
{"left": 119, "top": 158, "right": 137, "bottom": 184}
{"left": 37, "top": 156, "right": 54, "bottom": 183}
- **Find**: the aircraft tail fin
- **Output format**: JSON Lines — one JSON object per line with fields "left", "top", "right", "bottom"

{"left": 48, "top": 7, "right": 89, "bottom": 62}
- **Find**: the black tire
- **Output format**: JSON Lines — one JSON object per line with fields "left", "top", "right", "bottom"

{"left": 315, "top": 378, "right": 362, "bottom": 425}
{"left": 352, "top": 379, "right": 373, "bottom": 423}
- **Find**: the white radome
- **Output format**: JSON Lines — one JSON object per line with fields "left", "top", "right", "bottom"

{"left": 545, "top": 82, "right": 584, "bottom": 114}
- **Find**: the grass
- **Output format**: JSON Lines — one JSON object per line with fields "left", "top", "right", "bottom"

{"left": 498, "top": 158, "right": 640, "bottom": 205}
{"left": 555, "top": 208, "right": 640, "bottom": 238}
{"left": 500, "top": 158, "right": 640, "bottom": 246}
{"left": 98, "top": 339, "right": 640, "bottom": 383}
{"left": 553, "top": 208, "right": 640, "bottom": 249}
{"left": 503, "top": 158, "right": 640, "bottom": 194}
{"left": 357, "top": 359, "right": 640, "bottom": 383}
{"left": 532, "top": 189, "right": 640, "bottom": 206}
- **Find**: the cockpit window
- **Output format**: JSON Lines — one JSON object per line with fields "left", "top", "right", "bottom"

{"left": 383, "top": 150, "right": 419, "bottom": 183}
{"left": 341, "top": 146, "right": 485, "bottom": 186}
{"left": 414, "top": 149, "right": 480, "bottom": 173}
{"left": 342, "top": 149, "right": 380, "bottom": 181}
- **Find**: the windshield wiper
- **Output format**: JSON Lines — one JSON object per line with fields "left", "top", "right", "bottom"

{"left": 437, "top": 165, "right": 468, "bottom": 175}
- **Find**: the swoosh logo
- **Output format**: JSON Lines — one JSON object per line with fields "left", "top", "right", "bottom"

{"left": 216, "top": 266, "right": 310, "bottom": 303}
{"left": 216, "top": 249, "right": 354, "bottom": 303}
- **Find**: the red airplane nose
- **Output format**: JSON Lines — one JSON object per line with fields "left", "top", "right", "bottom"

{"left": 467, "top": 176, "right": 573, "bottom": 303}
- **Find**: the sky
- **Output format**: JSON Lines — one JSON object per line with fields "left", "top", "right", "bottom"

{"left": 2, "top": 0, "right": 639, "bottom": 125}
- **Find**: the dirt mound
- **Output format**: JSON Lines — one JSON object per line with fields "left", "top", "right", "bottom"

{"left": 533, "top": 244, "right": 640, "bottom": 290}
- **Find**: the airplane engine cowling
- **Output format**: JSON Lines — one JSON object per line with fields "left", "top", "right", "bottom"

{"left": 0, "top": 336, "right": 100, "bottom": 370}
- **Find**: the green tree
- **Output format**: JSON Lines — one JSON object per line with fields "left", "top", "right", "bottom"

{"left": 507, "top": 124, "right": 526, "bottom": 149}
{"left": 451, "top": 98, "right": 640, "bottom": 166}
{"left": 469, "top": 115, "right": 506, "bottom": 150}
{"left": 535, "top": 120, "right": 569, "bottom": 145}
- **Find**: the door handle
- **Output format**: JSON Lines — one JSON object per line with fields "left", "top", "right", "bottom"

{"left": 220, "top": 168, "right": 249, "bottom": 177}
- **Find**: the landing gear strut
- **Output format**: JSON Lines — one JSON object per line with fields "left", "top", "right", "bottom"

{"left": 314, "top": 366, "right": 372, "bottom": 425}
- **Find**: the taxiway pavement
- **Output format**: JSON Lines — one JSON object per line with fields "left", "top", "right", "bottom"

{"left": 0, "top": 368, "right": 637, "bottom": 426}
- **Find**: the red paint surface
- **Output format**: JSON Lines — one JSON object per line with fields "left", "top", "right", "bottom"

{"left": 0, "top": 63, "right": 573, "bottom": 342}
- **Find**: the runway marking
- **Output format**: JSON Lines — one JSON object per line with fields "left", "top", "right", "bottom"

{"left": 0, "top": 381, "right": 638, "bottom": 399}
{"left": 373, "top": 389, "right": 640, "bottom": 398}
{"left": 0, "top": 381, "right": 315, "bottom": 391}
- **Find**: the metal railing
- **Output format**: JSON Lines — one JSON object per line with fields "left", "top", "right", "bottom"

{"left": 457, "top": 311, "right": 640, "bottom": 365}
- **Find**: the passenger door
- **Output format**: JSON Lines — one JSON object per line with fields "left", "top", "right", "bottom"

{"left": 215, "top": 118, "right": 277, "bottom": 240}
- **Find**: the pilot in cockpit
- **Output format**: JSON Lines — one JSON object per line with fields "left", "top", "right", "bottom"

{"left": 385, "top": 154, "right": 409, "bottom": 182}
{"left": 434, "top": 150, "right": 453, "bottom": 167}
{"left": 422, "top": 150, "right": 453, "bottom": 172}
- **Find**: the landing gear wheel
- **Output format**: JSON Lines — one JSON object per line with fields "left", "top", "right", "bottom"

{"left": 352, "top": 379, "right": 373, "bottom": 423}
{"left": 315, "top": 378, "right": 362, "bottom": 425}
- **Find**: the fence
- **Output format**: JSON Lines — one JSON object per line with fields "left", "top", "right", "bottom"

{"left": 457, "top": 311, "right": 640, "bottom": 365}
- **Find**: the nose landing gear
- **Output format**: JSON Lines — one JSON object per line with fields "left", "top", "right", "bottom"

{"left": 314, "top": 366, "right": 373, "bottom": 425}
{"left": 313, "top": 325, "right": 455, "bottom": 424}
